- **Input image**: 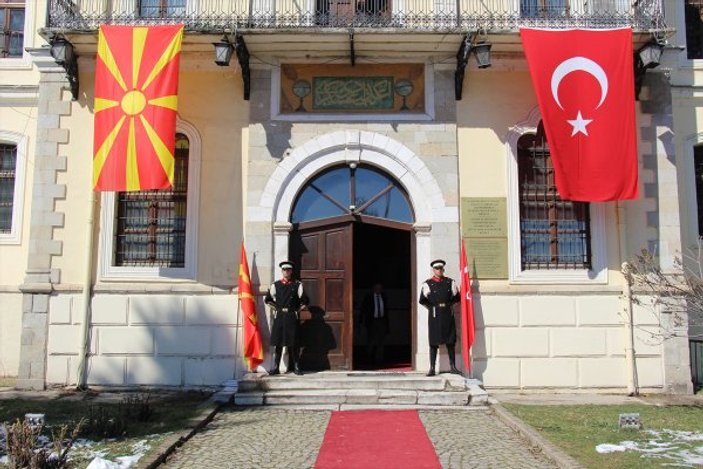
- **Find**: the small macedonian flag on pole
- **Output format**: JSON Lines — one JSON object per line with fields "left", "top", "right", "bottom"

{"left": 93, "top": 24, "right": 183, "bottom": 191}
{"left": 239, "top": 242, "right": 264, "bottom": 371}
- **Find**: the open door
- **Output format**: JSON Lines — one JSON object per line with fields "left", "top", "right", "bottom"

{"left": 291, "top": 220, "right": 353, "bottom": 370}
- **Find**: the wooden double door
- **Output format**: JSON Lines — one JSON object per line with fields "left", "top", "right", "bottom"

{"left": 290, "top": 216, "right": 414, "bottom": 371}
{"left": 291, "top": 220, "right": 353, "bottom": 370}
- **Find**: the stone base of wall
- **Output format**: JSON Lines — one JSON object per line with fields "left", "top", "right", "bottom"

{"left": 0, "top": 292, "right": 23, "bottom": 377}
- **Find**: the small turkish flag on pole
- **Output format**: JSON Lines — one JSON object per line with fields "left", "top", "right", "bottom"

{"left": 460, "top": 241, "right": 475, "bottom": 374}
{"left": 520, "top": 28, "right": 639, "bottom": 202}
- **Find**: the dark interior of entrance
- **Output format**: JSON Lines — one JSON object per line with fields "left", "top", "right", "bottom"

{"left": 352, "top": 223, "right": 411, "bottom": 370}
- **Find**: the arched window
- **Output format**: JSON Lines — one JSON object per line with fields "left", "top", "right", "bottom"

{"left": 0, "top": 143, "right": 18, "bottom": 234}
{"left": 694, "top": 144, "right": 703, "bottom": 236}
{"left": 0, "top": 131, "right": 27, "bottom": 244}
{"left": 517, "top": 122, "right": 592, "bottom": 270}
{"left": 114, "top": 133, "right": 189, "bottom": 267}
{"left": 100, "top": 122, "right": 201, "bottom": 280}
{"left": 291, "top": 164, "right": 413, "bottom": 224}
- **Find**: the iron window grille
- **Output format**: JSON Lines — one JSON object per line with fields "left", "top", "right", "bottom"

{"left": 517, "top": 123, "right": 592, "bottom": 270}
{"left": 114, "top": 133, "right": 189, "bottom": 267}
{"left": 0, "top": 143, "right": 17, "bottom": 233}
{"left": 0, "top": 0, "right": 24, "bottom": 59}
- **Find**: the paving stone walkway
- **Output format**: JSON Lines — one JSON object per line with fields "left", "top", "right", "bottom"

{"left": 163, "top": 407, "right": 557, "bottom": 469}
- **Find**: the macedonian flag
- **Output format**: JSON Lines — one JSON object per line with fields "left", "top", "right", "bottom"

{"left": 239, "top": 242, "right": 264, "bottom": 371}
{"left": 93, "top": 24, "right": 184, "bottom": 192}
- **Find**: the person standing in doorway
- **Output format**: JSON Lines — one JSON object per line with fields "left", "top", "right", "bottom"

{"left": 265, "top": 261, "right": 309, "bottom": 375}
{"left": 361, "top": 282, "right": 390, "bottom": 366}
{"left": 419, "top": 259, "right": 461, "bottom": 376}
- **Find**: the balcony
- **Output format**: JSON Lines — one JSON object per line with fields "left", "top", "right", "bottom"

{"left": 47, "top": 0, "right": 666, "bottom": 33}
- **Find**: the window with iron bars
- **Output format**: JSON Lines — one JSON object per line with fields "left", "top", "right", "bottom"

{"left": 0, "top": 143, "right": 17, "bottom": 233}
{"left": 686, "top": 0, "right": 703, "bottom": 59}
{"left": 520, "top": 0, "right": 569, "bottom": 17}
{"left": 517, "top": 123, "right": 592, "bottom": 270}
{"left": 694, "top": 145, "right": 703, "bottom": 236}
{"left": 0, "top": 1, "right": 24, "bottom": 58}
{"left": 114, "top": 133, "right": 189, "bottom": 267}
{"left": 138, "top": 0, "right": 186, "bottom": 18}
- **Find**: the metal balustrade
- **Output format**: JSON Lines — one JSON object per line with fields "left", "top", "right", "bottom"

{"left": 47, "top": 0, "right": 665, "bottom": 32}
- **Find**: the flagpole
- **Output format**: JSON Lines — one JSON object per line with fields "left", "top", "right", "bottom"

{"left": 234, "top": 291, "right": 241, "bottom": 379}
{"left": 77, "top": 189, "right": 97, "bottom": 390}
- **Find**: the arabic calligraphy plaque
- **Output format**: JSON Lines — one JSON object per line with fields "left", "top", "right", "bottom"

{"left": 312, "top": 77, "right": 394, "bottom": 110}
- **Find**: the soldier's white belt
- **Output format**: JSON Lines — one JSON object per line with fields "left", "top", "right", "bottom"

{"left": 437, "top": 303, "right": 447, "bottom": 307}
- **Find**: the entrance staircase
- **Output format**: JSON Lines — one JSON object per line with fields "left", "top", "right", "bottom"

{"left": 230, "top": 371, "right": 489, "bottom": 407}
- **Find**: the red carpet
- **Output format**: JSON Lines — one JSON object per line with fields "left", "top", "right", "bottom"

{"left": 314, "top": 410, "right": 441, "bottom": 469}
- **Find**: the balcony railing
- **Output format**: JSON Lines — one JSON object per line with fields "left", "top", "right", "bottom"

{"left": 47, "top": 0, "right": 666, "bottom": 32}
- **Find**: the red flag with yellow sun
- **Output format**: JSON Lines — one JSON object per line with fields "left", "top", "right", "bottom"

{"left": 93, "top": 24, "right": 184, "bottom": 192}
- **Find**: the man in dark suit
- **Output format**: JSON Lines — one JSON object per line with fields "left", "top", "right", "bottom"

{"left": 361, "top": 282, "right": 390, "bottom": 365}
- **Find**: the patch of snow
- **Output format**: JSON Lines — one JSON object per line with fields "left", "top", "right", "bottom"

{"left": 84, "top": 439, "right": 150, "bottom": 469}
{"left": 596, "top": 429, "right": 703, "bottom": 467}
{"left": 596, "top": 444, "right": 628, "bottom": 453}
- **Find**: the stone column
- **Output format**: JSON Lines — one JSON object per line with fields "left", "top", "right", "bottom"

{"left": 16, "top": 49, "right": 71, "bottom": 390}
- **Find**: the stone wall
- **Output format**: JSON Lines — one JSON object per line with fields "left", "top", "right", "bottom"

{"left": 475, "top": 292, "right": 666, "bottom": 390}
{"left": 45, "top": 291, "right": 247, "bottom": 387}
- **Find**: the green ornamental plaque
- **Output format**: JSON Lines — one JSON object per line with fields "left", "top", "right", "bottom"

{"left": 312, "top": 76, "right": 394, "bottom": 110}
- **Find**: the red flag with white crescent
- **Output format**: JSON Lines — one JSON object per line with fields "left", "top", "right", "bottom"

{"left": 520, "top": 28, "right": 639, "bottom": 202}
{"left": 460, "top": 241, "right": 475, "bottom": 372}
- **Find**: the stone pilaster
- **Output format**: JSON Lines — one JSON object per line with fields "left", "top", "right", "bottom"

{"left": 16, "top": 49, "right": 70, "bottom": 390}
{"left": 639, "top": 70, "right": 693, "bottom": 394}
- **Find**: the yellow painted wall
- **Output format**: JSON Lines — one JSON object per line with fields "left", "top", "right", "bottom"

{"left": 456, "top": 70, "right": 536, "bottom": 198}
{"left": 0, "top": 105, "right": 36, "bottom": 286}
{"left": 53, "top": 64, "right": 248, "bottom": 287}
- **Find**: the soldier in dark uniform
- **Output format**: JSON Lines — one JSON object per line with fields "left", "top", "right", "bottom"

{"left": 265, "top": 261, "right": 309, "bottom": 375}
{"left": 419, "top": 259, "right": 461, "bottom": 376}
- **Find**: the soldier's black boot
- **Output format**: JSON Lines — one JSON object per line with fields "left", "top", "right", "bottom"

{"left": 448, "top": 344, "right": 462, "bottom": 375}
{"left": 427, "top": 345, "right": 437, "bottom": 377}
{"left": 270, "top": 346, "right": 282, "bottom": 376}
{"left": 292, "top": 347, "right": 303, "bottom": 375}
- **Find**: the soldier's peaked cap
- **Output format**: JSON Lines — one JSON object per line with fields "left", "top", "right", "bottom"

{"left": 430, "top": 259, "right": 446, "bottom": 268}
{"left": 279, "top": 261, "right": 294, "bottom": 269}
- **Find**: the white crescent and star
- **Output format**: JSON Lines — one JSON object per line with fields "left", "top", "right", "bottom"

{"left": 550, "top": 56, "right": 609, "bottom": 137}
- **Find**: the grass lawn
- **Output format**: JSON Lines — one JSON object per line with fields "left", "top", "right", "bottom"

{"left": 0, "top": 391, "right": 211, "bottom": 468}
{"left": 504, "top": 403, "right": 703, "bottom": 469}
{"left": 0, "top": 378, "right": 15, "bottom": 388}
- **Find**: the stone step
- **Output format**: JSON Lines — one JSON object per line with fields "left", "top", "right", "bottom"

{"left": 238, "top": 371, "right": 467, "bottom": 393}
{"left": 233, "top": 389, "right": 481, "bottom": 406}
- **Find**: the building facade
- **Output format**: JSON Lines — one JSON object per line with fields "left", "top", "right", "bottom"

{"left": 0, "top": 0, "right": 697, "bottom": 392}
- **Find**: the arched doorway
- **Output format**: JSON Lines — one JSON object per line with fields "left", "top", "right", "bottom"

{"left": 289, "top": 164, "right": 414, "bottom": 371}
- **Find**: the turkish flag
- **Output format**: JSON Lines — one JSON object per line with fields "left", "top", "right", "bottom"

{"left": 460, "top": 241, "right": 475, "bottom": 373}
{"left": 520, "top": 28, "right": 639, "bottom": 202}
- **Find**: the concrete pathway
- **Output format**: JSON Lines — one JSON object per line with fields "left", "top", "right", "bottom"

{"left": 162, "top": 406, "right": 557, "bottom": 469}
